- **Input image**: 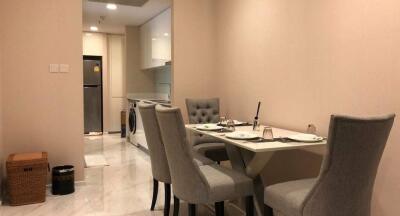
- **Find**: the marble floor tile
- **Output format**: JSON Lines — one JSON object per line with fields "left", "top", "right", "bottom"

{"left": 0, "top": 134, "right": 243, "bottom": 216}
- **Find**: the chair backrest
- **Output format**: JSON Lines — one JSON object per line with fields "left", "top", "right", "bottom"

{"left": 302, "top": 114, "right": 395, "bottom": 216}
{"left": 186, "top": 98, "right": 220, "bottom": 124}
{"left": 156, "top": 105, "right": 208, "bottom": 202}
{"left": 138, "top": 101, "right": 171, "bottom": 183}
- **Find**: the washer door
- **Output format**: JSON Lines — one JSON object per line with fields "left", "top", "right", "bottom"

{"left": 129, "top": 107, "right": 136, "bottom": 134}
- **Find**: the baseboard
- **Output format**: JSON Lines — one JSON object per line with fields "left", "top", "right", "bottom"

{"left": 45, "top": 180, "right": 85, "bottom": 188}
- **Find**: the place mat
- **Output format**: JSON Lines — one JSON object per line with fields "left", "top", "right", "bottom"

{"left": 217, "top": 122, "right": 252, "bottom": 127}
{"left": 235, "top": 123, "right": 252, "bottom": 127}
{"left": 246, "top": 137, "right": 326, "bottom": 143}
{"left": 246, "top": 138, "right": 276, "bottom": 143}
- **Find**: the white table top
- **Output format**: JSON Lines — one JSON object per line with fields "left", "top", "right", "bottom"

{"left": 186, "top": 124, "right": 327, "bottom": 153}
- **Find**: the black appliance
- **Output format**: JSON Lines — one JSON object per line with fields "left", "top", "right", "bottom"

{"left": 83, "top": 56, "right": 103, "bottom": 134}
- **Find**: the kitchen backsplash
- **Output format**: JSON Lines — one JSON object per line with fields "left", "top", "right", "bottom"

{"left": 154, "top": 66, "right": 171, "bottom": 96}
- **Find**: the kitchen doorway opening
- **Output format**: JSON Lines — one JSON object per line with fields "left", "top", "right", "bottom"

{"left": 82, "top": 0, "right": 172, "bottom": 139}
{"left": 83, "top": 55, "right": 104, "bottom": 135}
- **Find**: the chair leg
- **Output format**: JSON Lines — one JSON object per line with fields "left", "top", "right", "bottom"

{"left": 164, "top": 184, "right": 171, "bottom": 216}
{"left": 173, "top": 196, "right": 180, "bottom": 216}
{"left": 150, "top": 179, "right": 159, "bottom": 211}
{"left": 188, "top": 203, "right": 196, "bottom": 216}
{"left": 215, "top": 201, "right": 224, "bottom": 216}
{"left": 264, "top": 204, "right": 273, "bottom": 216}
{"left": 245, "top": 196, "right": 254, "bottom": 216}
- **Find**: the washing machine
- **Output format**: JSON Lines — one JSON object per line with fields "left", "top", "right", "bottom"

{"left": 127, "top": 99, "right": 148, "bottom": 149}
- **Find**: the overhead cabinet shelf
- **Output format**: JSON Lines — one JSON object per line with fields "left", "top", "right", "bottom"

{"left": 140, "top": 8, "right": 171, "bottom": 70}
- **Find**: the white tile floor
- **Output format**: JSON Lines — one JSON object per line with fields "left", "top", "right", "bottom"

{"left": 0, "top": 134, "right": 235, "bottom": 216}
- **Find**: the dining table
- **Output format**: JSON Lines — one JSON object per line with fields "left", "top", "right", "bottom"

{"left": 186, "top": 123, "right": 327, "bottom": 216}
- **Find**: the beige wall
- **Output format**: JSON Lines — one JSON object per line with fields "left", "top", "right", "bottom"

{"left": 214, "top": 0, "right": 400, "bottom": 215}
{"left": 171, "top": 0, "right": 218, "bottom": 119}
{"left": 172, "top": 0, "right": 400, "bottom": 214}
{"left": 0, "top": 0, "right": 84, "bottom": 180}
{"left": 0, "top": 17, "right": 4, "bottom": 199}
{"left": 126, "top": 26, "right": 155, "bottom": 93}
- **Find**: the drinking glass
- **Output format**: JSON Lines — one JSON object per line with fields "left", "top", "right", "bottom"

{"left": 219, "top": 116, "right": 226, "bottom": 126}
{"left": 226, "top": 119, "right": 236, "bottom": 131}
{"left": 263, "top": 126, "right": 274, "bottom": 141}
{"left": 307, "top": 124, "right": 317, "bottom": 135}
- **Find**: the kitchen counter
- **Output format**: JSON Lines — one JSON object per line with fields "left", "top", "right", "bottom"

{"left": 126, "top": 93, "right": 170, "bottom": 103}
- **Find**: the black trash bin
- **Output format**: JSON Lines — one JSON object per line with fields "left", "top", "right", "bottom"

{"left": 52, "top": 165, "right": 75, "bottom": 195}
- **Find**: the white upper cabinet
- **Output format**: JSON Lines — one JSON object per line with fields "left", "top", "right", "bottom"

{"left": 140, "top": 8, "right": 171, "bottom": 69}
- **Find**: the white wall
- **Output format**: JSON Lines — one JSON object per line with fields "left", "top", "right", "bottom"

{"left": 108, "top": 35, "right": 125, "bottom": 132}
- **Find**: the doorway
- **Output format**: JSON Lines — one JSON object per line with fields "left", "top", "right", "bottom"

{"left": 83, "top": 55, "right": 103, "bottom": 134}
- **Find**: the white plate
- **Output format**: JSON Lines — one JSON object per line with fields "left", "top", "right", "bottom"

{"left": 195, "top": 124, "right": 224, "bottom": 131}
{"left": 287, "top": 134, "right": 324, "bottom": 142}
{"left": 226, "top": 132, "right": 259, "bottom": 140}
{"left": 219, "top": 120, "right": 246, "bottom": 126}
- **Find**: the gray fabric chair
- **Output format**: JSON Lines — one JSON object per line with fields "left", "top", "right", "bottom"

{"left": 186, "top": 98, "right": 229, "bottom": 163}
{"left": 264, "top": 114, "right": 395, "bottom": 216}
{"left": 155, "top": 105, "right": 255, "bottom": 216}
{"left": 138, "top": 101, "right": 214, "bottom": 216}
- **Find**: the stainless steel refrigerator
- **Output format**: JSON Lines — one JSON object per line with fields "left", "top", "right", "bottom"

{"left": 83, "top": 56, "right": 103, "bottom": 134}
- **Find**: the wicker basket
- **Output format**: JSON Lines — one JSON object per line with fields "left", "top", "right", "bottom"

{"left": 6, "top": 152, "right": 48, "bottom": 206}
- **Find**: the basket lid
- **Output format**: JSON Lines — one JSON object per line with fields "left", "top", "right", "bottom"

{"left": 8, "top": 152, "right": 47, "bottom": 162}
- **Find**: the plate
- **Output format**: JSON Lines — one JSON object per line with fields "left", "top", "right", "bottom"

{"left": 195, "top": 124, "right": 224, "bottom": 131}
{"left": 226, "top": 131, "right": 259, "bottom": 140}
{"left": 287, "top": 134, "right": 324, "bottom": 142}
{"left": 219, "top": 120, "right": 246, "bottom": 126}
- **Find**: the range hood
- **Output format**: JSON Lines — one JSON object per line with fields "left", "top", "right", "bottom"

{"left": 88, "top": 0, "right": 149, "bottom": 7}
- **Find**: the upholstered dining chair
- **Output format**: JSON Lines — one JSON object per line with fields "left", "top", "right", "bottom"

{"left": 138, "top": 101, "right": 214, "bottom": 216}
{"left": 185, "top": 98, "right": 229, "bottom": 163}
{"left": 264, "top": 114, "right": 395, "bottom": 216}
{"left": 156, "top": 104, "right": 255, "bottom": 216}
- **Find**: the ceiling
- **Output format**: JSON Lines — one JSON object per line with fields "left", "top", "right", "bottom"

{"left": 83, "top": 0, "right": 171, "bottom": 34}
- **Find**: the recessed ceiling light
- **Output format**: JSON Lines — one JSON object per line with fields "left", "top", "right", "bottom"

{"left": 152, "top": 38, "right": 157, "bottom": 41}
{"left": 106, "top": 3, "right": 117, "bottom": 10}
{"left": 163, "top": 33, "right": 169, "bottom": 37}
{"left": 90, "top": 26, "right": 98, "bottom": 31}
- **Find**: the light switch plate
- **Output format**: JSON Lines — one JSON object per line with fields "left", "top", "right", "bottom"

{"left": 49, "top": 64, "right": 59, "bottom": 73}
{"left": 59, "top": 64, "right": 70, "bottom": 73}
